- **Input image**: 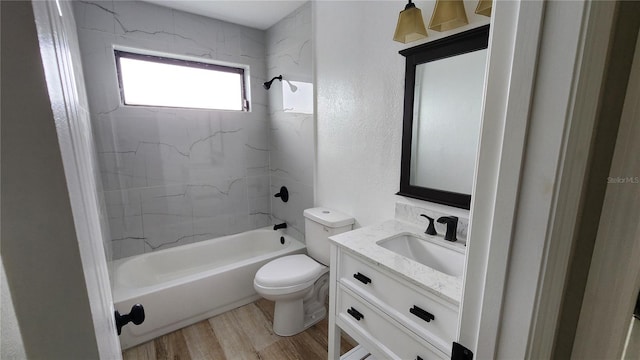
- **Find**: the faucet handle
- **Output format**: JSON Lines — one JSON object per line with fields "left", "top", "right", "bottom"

{"left": 437, "top": 216, "right": 458, "bottom": 241}
{"left": 274, "top": 186, "right": 289, "bottom": 202}
{"left": 419, "top": 214, "right": 437, "bottom": 235}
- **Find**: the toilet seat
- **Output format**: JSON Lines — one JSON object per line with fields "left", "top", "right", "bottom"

{"left": 254, "top": 254, "right": 327, "bottom": 292}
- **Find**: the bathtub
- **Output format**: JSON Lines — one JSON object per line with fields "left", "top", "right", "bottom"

{"left": 110, "top": 227, "right": 306, "bottom": 349}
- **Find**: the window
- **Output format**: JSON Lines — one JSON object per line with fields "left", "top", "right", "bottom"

{"left": 114, "top": 50, "right": 248, "bottom": 111}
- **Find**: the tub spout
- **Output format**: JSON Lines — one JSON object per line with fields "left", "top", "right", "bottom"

{"left": 273, "top": 223, "right": 287, "bottom": 231}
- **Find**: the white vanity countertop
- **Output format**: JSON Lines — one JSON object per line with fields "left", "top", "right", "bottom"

{"left": 329, "top": 219, "right": 465, "bottom": 305}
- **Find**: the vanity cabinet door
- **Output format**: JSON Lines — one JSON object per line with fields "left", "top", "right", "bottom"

{"left": 339, "top": 252, "right": 458, "bottom": 352}
{"left": 337, "top": 284, "right": 447, "bottom": 360}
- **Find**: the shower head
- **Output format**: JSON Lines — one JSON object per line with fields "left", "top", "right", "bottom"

{"left": 263, "top": 75, "right": 282, "bottom": 90}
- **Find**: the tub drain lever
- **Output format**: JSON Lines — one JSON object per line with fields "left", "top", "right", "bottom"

{"left": 115, "top": 304, "right": 145, "bottom": 335}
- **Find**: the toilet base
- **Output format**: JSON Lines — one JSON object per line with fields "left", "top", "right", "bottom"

{"left": 272, "top": 273, "right": 330, "bottom": 336}
{"left": 273, "top": 298, "right": 305, "bottom": 336}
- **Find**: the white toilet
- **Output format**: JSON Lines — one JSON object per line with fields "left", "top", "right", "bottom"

{"left": 253, "top": 207, "right": 354, "bottom": 336}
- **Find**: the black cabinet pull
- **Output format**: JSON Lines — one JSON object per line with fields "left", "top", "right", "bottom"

{"left": 410, "top": 305, "right": 435, "bottom": 323}
{"left": 353, "top": 272, "right": 371, "bottom": 284}
{"left": 417, "top": 357, "right": 424, "bottom": 360}
{"left": 347, "top": 307, "right": 364, "bottom": 321}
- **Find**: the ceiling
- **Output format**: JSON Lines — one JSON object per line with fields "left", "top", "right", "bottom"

{"left": 142, "top": 0, "right": 308, "bottom": 30}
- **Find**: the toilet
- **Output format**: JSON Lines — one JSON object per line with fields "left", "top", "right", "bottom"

{"left": 253, "top": 207, "right": 354, "bottom": 336}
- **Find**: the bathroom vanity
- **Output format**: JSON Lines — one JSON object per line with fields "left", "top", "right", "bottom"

{"left": 327, "top": 206, "right": 467, "bottom": 359}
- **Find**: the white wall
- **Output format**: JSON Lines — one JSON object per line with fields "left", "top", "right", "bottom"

{"left": 314, "top": 1, "right": 489, "bottom": 225}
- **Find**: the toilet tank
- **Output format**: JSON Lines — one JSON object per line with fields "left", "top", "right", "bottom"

{"left": 303, "top": 207, "right": 354, "bottom": 266}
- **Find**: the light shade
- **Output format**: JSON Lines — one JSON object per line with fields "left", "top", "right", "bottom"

{"left": 393, "top": 1, "right": 428, "bottom": 44}
{"left": 429, "top": 0, "right": 469, "bottom": 32}
{"left": 475, "top": 0, "right": 492, "bottom": 17}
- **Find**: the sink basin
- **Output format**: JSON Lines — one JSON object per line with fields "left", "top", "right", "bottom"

{"left": 376, "top": 234, "right": 465, "bottom": 277}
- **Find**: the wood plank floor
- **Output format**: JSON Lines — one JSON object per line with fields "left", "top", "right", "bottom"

{"left": 123, "top": 298, "right": 356, "bottom": 360}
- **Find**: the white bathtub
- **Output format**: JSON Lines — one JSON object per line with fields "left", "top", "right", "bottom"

{"left": 110, "top": 227, "right": 306, "bottom": 349}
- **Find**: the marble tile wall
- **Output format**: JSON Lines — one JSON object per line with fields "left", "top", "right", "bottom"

{"left": 73, "top": 0, "right": 273, "bottom": 259}
{"left": 266, "top": 3, "right": 314, "bottom": 241}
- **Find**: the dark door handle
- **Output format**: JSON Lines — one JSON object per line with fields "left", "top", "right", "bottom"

{"left": 353, "top": 272, "right": 371, "bottom": 284}
{"left": 115, "top": 304, "right": 145, "bottom": 335}
{"left": 410, "top": 305, "right": 434, "bottom": 323}
{"left": 347, "top": 307, "right": 364, "bottom": 321}
{"left": 417, "top": 357, "right": 424, "bottom": 360}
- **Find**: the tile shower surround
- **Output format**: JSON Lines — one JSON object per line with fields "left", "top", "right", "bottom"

{"left": 267, "top": 3, "right": 314, "bottom": 242}
{"left": 73, "top": 1, "right": 313, "bottom": 259}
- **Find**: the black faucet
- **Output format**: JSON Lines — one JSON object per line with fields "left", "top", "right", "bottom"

{"left": 419, "top": 214, "right": 437, "bottom": 235}
{"left": 437, "top": 216, "right": 458, "bottom": 242}
{"left": 273, "top": 222, "right": 287, "bottom": 231}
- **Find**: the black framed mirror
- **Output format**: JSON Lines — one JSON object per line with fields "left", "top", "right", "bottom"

{"left": 398, "top": 25, "right": 490, "bottom": 210}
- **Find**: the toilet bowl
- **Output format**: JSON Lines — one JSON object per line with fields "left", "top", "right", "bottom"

{"left": 254, "top": 254, "right": 329, "bottom": 336}
{"left": 253, "top": 207, "right": 354, "bottom": 336}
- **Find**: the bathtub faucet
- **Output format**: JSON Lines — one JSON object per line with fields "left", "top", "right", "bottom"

{"left": 273, "top": 223, "right": 287, "bottom": 231}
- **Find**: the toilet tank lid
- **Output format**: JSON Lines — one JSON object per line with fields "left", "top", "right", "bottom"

{"left": 303, "top": 207, "right": 354, "bottom": 228}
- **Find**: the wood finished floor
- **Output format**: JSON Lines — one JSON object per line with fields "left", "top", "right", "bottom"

{"left": 122, "top": 298, "right": 355, "bottom": 360}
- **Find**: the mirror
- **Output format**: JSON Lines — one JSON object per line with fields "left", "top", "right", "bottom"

{"left": 398, "top": 25, "right": 489, "bottom": 209}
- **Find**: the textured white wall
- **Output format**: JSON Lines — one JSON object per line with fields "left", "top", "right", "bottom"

{"left": 315, "top": 1, "right": 489, "bottom": 226}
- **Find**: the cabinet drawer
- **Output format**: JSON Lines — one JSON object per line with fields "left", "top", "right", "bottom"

{"left": 339, "top": 251, "right": 458, "bottom": 352}
{"left": 337, "top": 284, "right": 446, "bottom": 360}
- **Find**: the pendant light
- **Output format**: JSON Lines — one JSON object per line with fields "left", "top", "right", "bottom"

{"left": 428, "top": 0, "right": 468, "bottom": 32}
{"left": 393, "top": 0, "right": 428, "bottom": 44}
{"left": 475, "top": 0, "right": 492, "bottom": 17}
